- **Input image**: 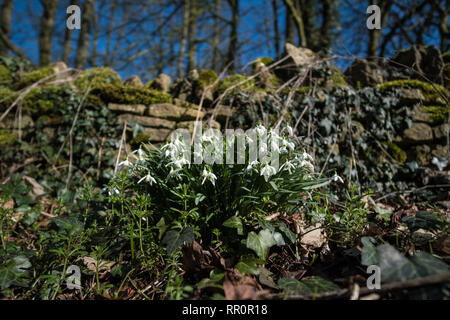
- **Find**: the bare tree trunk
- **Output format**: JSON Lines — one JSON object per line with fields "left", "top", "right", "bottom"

{"left": 283, "top": 0, "right": 306, "bottom": 47}
{"left": 178, "top": 0, "right": 190, "bottom": 76}
{"left": 62, "top": 0, "right": 79, "bottom": 64}
{"left": 186, "top": 0, "right": 198, "bottom": 73}
{"left": 319, "top": 0, "right": 333, "bottom": 50}
{"left": 212, "top": 0, "right": 221, "bottom": 71}
{"left": 367, "top": 0, "right": 390, "bottom": 61}
{"left": 226, "top": 0, "right": 239, "bottom": 72}
{"left": 75, "top": 0, "right": 94, "bottom": 69}
{"left": 0, "top": 0, "right": 13, "bottom": 56}
{"left": 272, "top": 0, "right": 280, "bottom": 58}
{"left": 106, "top": 0, "right": 117, "bottom": 60}
{"left": 39, "top": 0, "right": 60, "bottom": 66}
{"left": 89, "top": 1, "right": 99, "bottom": 66}
{"left": 285, "top": 6, "right": 295, "bottom": 45}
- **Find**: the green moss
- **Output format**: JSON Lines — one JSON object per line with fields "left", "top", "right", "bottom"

{"left": 15, "top": 66, "right": 55, "bottom": 90}
{"left": 296, "top": 86, "right": 311, "bottom": 95}
{"left": 0, "top": 65, "right": 12, "bottom": 84}
{"left": 382, "top": 142, "right": 407, "bottom": 164}
{"left": 378, "top": 79, "right": 448, "bottom": 105}
{"left": 329, "top": 66, "right": 347, "bottom": 87}
{"left": 442, "top": 52, "right": 450, "bottom": 64}
{"left": 21, "top": 85, "right": 77, "bottom": 115}
{"left": 198, "top": 69, "right": 218, "bottom": 87}
{"left": 422, "top": 106, "right": 449, "bottom": 124}
{"left": 217, "top": 74, "right": 255, "bottom": 95}
{"left": 74, "top": 67, "right": 122, "bottom": 91}
{"left": 0, "top": 88, "right": 18, "bottom": 111}
{"left": 91, "top": 84, "right": 172, "bottom": 105}
{"left": 130, "top": 132, "right": 150, "bottom": 149}
{"left": 0, "top": 129, "right": 17, "bottom": 147}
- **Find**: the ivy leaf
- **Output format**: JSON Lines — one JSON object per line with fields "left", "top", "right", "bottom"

{"left": 223, "top": 216, "right": 243, "bottom": 235}
{"left": 278, "top": 276, "right": 339, "bottom": 295}
{"left": 161, "top": 227, "right": 195, "bottom": 255}
{"left": 361, "top": 236, "right": 377, "bottom": 266}
{"left": 246, "top": 229, "right": 276, "bottom": 260}
{"left": 0, "top": 255, "right": 31, "bottom": 289}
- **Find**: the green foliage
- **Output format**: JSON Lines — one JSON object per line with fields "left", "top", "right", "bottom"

{"left": 74, "top": 67, "right": 122, "bottom": 90}
{"left": 91, "top": 83, "right": 172, "bottom": 105}
{"left": 15, "top": 67, "right": 55, "bottom": 90}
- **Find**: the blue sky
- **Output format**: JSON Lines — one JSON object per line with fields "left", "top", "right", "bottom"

{"left": 9, "top": 0, "right": 444, "bottom": 80}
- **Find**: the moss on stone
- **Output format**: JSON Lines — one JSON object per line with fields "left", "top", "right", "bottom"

{"left": 16, "top": 66, "right": 55, "bottom": 90}
{"left": 442, "top": 52, "right": 450, "bottom": 64}
{"left": 378, "top": 79, "right": 448, "bottom": 105}
{"left": 74, "top": 67, "right": 122, "bottom": 91}
{"left": 198, "top": 69, "right": 218, "bottom": 87}
{"left": 0, "top": 65, "right": 12, "bottom": 84}
{"left": 0, "top": 129, "right": 17, "bottom": 147}
{"left": 295, "top": 86, "right": 311, "bottom": 96}
{"left": 382, "top": 142, "right": 407, "bottom": 163}
{"left": 0, "top": 88, "right": 18, "bottom": 111}
{"left": 91, "top": 83, "right": 173, "bottom": 105}
{"left": 217, "top": 74, "right": 255, "bottom": 95}
{"left": 422, "top": 106, "right": 449, "bottom": 124}
{"left": 329, "top": 66, "right": 347, "bottom": 87}
{"left": 130, "top": 132, "right": 150, "bottom": 149}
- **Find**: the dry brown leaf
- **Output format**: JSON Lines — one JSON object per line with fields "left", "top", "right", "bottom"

{"left": 82, "top": 256, "right": 115, "bottom": 275}
{"left": 300, "top": 223, "right": 327, "bottom": 248}
{"left": 22, "top": 176, "right": 45, "bottom": 199}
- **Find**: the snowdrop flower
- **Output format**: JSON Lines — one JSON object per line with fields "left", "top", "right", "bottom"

{"left": 281, "top": 160, "right": 295, "bottom": 174}
{"left": 201, "top": 169, "right": 217, "bottom": 186}
{"left": 246, "top": 160, "right": 259, "bottom": 172}
{"left": 270, "top": 139, "right": 280, "bottom": 153}
{"left": 132, "top": 149, "right": 145, "bottom": 161}
{"left": 119, "top": 158, "right": 133, "bottom": 168}
{"left": 332, "top": 174, "right": 344, "bottom": 184}
{"left": 299, "top": 160, "right": 314, "bottom": 172}
{"left": 260, "top": 163, "right": 277, "bottom": 178}
{"left": 260, "top": 142, "right": 268, "bottom": 154}
{"left": 138, "top": 172, "right": 157, "bottom": 185}
{"left": 284, "top": 125, "right": 294, "bottom": 137}
{"left": 169, "top": 157, "right": 189, "bottom": 169}
{"left": 301, "top": 152, "right": 313, "bottom": 161}
{"left": 281, "top": 139, "right": 295, "bottom": 151}
{"left": 255, "top": 125, "right": 266, "bottom": 137}
{"left": 102, "top": 187, "right": 119, "bottom": 197}
{"left": 201, "top": 135, "right": 214, "bottom": 144}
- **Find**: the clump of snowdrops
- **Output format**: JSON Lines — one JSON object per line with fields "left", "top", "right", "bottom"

{"left": 108, "top": 124, "right": 341, "bottom": 257}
